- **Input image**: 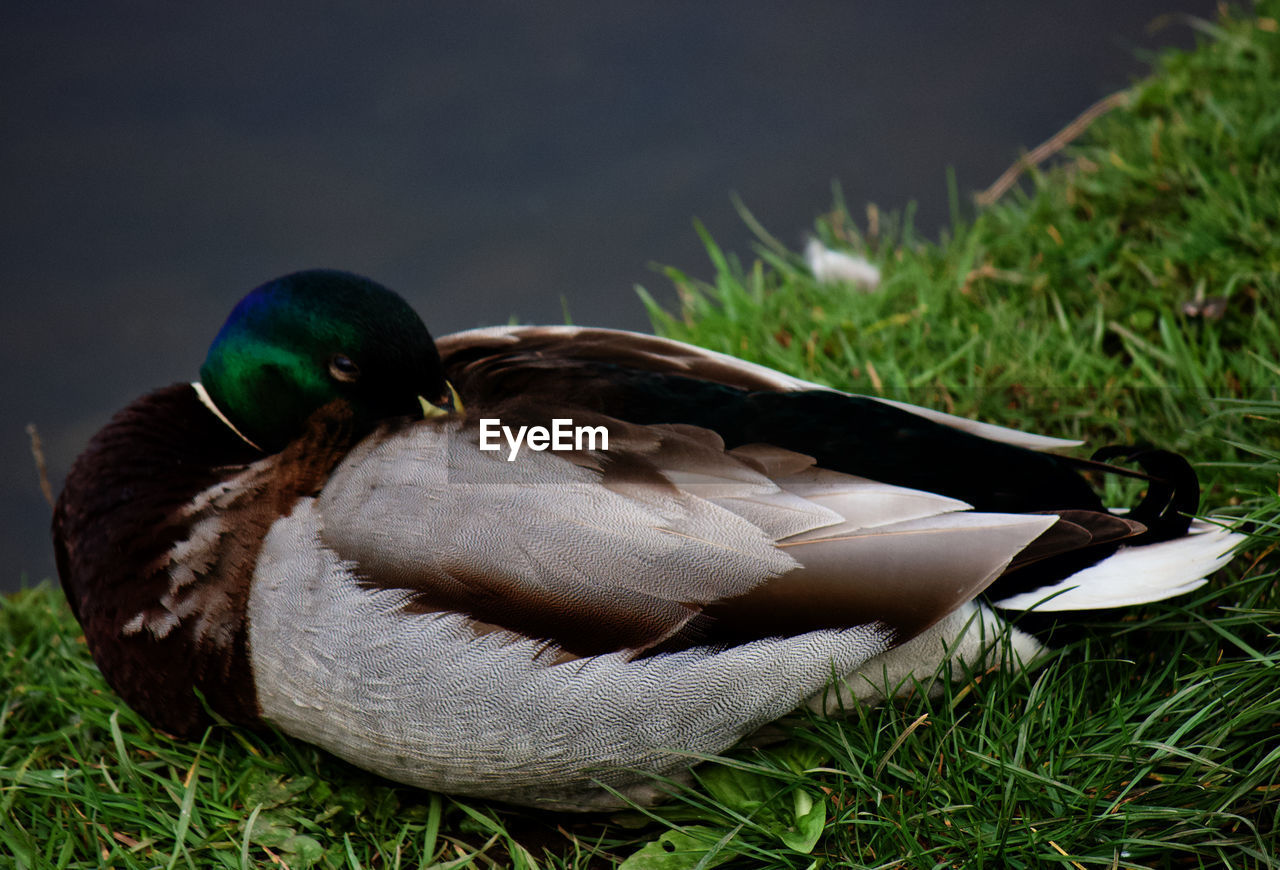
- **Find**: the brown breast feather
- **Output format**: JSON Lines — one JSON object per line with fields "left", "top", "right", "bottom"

{"left": 54, "top": 387, "right": 357, "bottom": 735}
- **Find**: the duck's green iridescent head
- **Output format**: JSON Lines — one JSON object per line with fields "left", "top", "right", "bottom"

{"left": 199, "top": 270, "right": 455, "bottom": 452}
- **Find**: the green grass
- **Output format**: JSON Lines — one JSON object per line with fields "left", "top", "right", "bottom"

{"left": 5, "top": 3, "right": 1280, "bottom": 868}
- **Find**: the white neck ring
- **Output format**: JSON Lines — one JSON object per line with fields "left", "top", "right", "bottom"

{"left": 191, "top": 381, "right": 264, "bottom": 452}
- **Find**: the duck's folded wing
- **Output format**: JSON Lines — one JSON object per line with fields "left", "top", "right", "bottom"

{"left": 313, "top": 418, "right": 1055, "bottom": 658}
{"left": 435, "top": 326, "right": 1118, "bottom": 522}
{"left": 436, "top": 325, "right": 1082, "bottom": 453}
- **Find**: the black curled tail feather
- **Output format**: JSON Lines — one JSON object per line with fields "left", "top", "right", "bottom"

{"left": 980, "top": 445, "right": 1198, "bottom": 605}
{"left": 1077, "top": 446, "right": 1199, "bottom": 543}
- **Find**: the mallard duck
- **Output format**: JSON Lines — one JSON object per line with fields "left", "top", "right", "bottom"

{"left": 54, "top": 269, "right": 1241, "bottom": 811}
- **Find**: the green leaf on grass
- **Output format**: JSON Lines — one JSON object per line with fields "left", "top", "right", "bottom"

{"left": 243, "top": 810, "right": 297, "bottom": 847}
{"left": 619, "top": 826, "right": 738, "bottom": 870}
{"left": 776, "top": 788, "right": 825, "bottom": 854}
{"left": 280, "top": 833, "right": 325, "bottom": 866}
{"left": 240, "top": 769, "right": 315, "bottom": 808}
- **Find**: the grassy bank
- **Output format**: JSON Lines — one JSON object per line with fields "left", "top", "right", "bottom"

{"left": 4, "top": 3, "right": 1279, "bottom": 868}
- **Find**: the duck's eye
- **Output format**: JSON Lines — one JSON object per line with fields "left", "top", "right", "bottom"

{"left": 328, "top": 354, "right": 361, "bottom": 383}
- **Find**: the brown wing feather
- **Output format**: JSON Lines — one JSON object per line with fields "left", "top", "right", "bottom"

{"left": 436, "top": 326, "right": 1084, "bottom": 454}
{"left": 381, "top": 327, "right": 1139, "bottom": 655}
{"left": 315, "top": 396, "right": 1055, "bottom": 657}
{"left": 318, "top": 414, "right": 804, "bottom": 656}
{"left": 1008, "top": 510, "right": 1145, "bottom": 571}
{"left": 437, "top": 326, "right": 794, "bottom": 409}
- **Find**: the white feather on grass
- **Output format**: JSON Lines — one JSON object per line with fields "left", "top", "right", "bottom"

{"left": 805, "top": 239, "right": 881, "bottom": 290}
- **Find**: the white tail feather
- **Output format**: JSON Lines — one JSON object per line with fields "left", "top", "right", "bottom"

{"left": 993, "top": 519, "right": 1244, "bottom": 611}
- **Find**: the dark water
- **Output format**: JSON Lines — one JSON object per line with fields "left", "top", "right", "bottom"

{"left": 1, "top": 2, "right": 1210, "bottom": 592}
